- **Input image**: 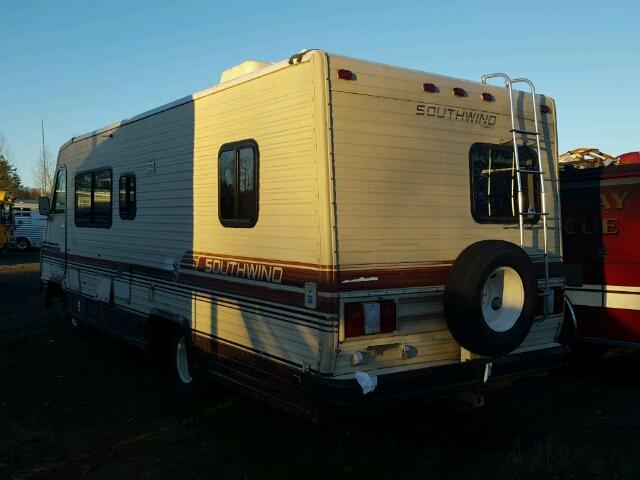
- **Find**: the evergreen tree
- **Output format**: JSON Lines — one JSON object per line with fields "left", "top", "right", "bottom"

{"left": 0, "top": 153, "right": 23, "bottom": 193}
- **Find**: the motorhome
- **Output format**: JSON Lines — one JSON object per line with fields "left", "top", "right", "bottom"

{"left": 40, "top": 49, "right": 567, "bottom": 417}
{"left": 11, "top": 201, "right": 47, "bottom": 250}
{"left": 561, "top": 150, "right": 640, "bottom": 346}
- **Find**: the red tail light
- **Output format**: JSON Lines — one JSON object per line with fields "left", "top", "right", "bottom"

{"left": 344, "top": 303, "right": 365, "bottom": 337}
{"left": 481, "top": 92, "right": 495, "bottom": 102}
{"left": 344, "top": 300, "right": 397, "bottom": 338}
{"left": 379, "top": 300, "right": 396, "bottom": 332}
{"left": 337, "top": 69, "right": 354, "bottom": 80}
{"left": 540, "top": 104, "right": 551, "bottom": 114}
{"left": 452, "top": 87, "right": 466, "bottom": 97}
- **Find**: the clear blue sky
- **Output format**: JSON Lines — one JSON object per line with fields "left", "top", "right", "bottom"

{"left": 1, "top": 0, "right": 638, "bottom": 187}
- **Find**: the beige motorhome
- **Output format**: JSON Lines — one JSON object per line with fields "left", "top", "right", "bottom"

{"left": 40, "top": 49, "right": 567, "bottom": 417}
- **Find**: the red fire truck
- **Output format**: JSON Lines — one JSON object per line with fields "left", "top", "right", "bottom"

{"left": 561, "top": 150, "right": 640, "bottom": 347}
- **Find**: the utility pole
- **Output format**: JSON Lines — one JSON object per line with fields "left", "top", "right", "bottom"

{"left": 41, "top": 119, "right": 46, "bottom": 196}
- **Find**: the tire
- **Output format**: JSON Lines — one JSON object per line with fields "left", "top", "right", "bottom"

{"left": 444, "top": 240, "right": 538, "bottom": 358}
{"left": 167, "top": 328, "right": 195, "bottom": 395}
{"left": 69, "top": 315, "right": 88, "bottom": 336}
{"left": 16, "top": 237, "right": 31, "bottom": 251}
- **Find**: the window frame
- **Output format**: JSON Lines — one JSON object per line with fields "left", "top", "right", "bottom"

{"left": 469, "top": 142, "right": 541, "bottom": 225}
{"left": 74, "top": 167, "right": 113, "bottom": 228}
{"left": 119, "top": 173, "right": 137, "bottom": 220}
{"left": 217, "top": 139, "right": 259, "bottom": 228}
{"left": 50, "top": 167, "right": 67, "bottom": 215}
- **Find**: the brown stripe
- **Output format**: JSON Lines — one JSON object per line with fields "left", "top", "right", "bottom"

{"left": 43, "top": 249, "right": 560, "bottom": 303}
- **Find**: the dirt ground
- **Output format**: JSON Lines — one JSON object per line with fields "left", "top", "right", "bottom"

{"left": 1, "top": 251, "right": 639, "bottom": 480}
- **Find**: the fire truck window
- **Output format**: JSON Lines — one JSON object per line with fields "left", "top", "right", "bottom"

{"left": 469, "top": 143, "right": 541, "bottom": 224}
{"left": 218, "top": 140, "right": 259, "bottom": 227}
{"left": 119, "top": 174, "right": 136, "bottom": 220}
{"left": 75, "top": 168, "right": 112, "bottom": 228}
{"left": 51, "top": 169, "right": 66, "bottom": 214}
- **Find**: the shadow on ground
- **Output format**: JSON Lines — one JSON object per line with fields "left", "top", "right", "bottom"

{"left": 1, "top": 253, "right": 639, "bottom": 480}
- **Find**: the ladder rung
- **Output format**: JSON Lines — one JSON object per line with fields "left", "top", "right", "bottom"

{"left": 510, "top": 129, "right": 540, "bottom": 136}
{"left": 519, "top": 212, "right": 548, "bottom": 216}
{"left": 517, "top": 169, "right": 544, "bottom": 174}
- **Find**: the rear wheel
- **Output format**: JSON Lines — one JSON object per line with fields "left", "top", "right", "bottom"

{"left": 165, "top": 328, "right": 196, "bottom": 395}
{"left": 69, "top": 314, "right": 88, "bottom": 336}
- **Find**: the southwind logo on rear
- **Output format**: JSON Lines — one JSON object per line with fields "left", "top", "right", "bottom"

{"left": 416, "top": 103, "right": 497, "bottom": 128}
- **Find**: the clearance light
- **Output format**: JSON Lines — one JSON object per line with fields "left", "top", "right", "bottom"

{"left": 452, "top": 87, "right": 467, "bottom": 97}
{"left": 344, "top": 300, "right": 396, "bottom": 338}
{"left": 337, "top": 69, "right": 354, "bottom": 80}
{"left": 481, "top": 92, "right": 495, "bottom": 102}
{"left": 540, "top": 104, "right": 552, "bottom": 114}
{"left": 423, "top": 82, "right": 437, "bottom": 93}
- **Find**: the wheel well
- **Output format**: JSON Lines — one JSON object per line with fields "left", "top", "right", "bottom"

{"left": 148, "top": 315, "right": 190, "bottom": 357}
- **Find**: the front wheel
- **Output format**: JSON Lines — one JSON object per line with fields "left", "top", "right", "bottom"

{"left": 16, "top": 237, "right": 31, "bottom": 251}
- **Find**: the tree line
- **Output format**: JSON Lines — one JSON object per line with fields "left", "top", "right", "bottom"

{"left": 0, "top": 133, "right": 54, "bottom": 200}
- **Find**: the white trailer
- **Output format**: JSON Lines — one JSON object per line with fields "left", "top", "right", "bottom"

{"left": 12, "top": 201, "right": 47, "bottom": 250}
{"left": 40, "top": 49, "right": 568, "bottom": 417}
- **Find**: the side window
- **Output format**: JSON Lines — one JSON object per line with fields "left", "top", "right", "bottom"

{"left": 75, "top": 168, "right": 112, "bottom": 228}
{"left": 75, "top": 172, "right": 92, "bottom": 226}
{"left": 51, "top": 169, "right": 67, "bottom": 214}
{"left": 218, "top": 140, "right": 259, "bottom": 227}
{"left": 469, "top": 143, "right": 541, "bottom": 224}
{"left": 119, "top": 174, "right": 136, "bottom": 220}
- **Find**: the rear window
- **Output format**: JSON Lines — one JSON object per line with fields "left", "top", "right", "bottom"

{"left": 469, "top": 143, "right": 541, "bottom": 224}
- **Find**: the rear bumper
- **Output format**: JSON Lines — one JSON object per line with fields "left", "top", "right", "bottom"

{"left": 308, "top": 345, "right": 570, "bottom": 407}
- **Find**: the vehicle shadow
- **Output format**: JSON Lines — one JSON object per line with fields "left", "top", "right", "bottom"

{"left": 0, "top": 249, "right": 40, "bottom": 267}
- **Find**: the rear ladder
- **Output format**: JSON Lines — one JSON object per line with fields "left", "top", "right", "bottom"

{"left": 480, "top": 73, "right": 550, "bottom": 311}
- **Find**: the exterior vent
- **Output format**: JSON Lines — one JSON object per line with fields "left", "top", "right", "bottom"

{"left": 220, "top": 60, "right": 272, "bottom": 83}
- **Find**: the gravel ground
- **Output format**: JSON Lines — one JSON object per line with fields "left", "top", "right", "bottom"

{"left": 1, "top": 251, "right": 639, "bottom": 480}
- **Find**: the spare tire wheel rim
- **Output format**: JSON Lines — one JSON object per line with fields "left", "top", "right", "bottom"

{"left": 176, "top": 336, "right": 193, "bottom": 384}
{"left": 481, "top": 266, "right": 525, "bottom": 333}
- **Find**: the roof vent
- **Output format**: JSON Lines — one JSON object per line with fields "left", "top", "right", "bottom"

{"left": 220, "top": 60, "right": 272, "bottom": 83}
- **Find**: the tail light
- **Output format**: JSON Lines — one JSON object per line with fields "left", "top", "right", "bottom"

{"left": 540, "top": 104, "right": 551, "bottom": 114}
{"left": 344, "top": 300, "right": 396, "bottom": 338}
{"left": 481, "top": 92, "right": 495, "bottom": 102}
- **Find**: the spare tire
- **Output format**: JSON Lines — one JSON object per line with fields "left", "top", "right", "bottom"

{"left": 444, "top": 240, "right": 537, "bottom": 358}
